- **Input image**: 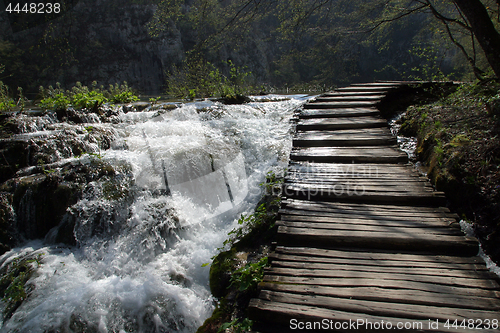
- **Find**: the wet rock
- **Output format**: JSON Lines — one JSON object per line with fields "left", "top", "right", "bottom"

{"left": 218, "top": 95, "right": 251, "bottom": 105}
{"left": 0, "top": 139, "right": 30, "bottom": 183}
{"left": 0, "top": 193, "right": 17, "bottom": 255}
{"left": 2, "top": 174, "right": 82, "bottom": 241}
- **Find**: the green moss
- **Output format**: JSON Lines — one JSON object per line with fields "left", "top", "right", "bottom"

{"left": 398, "top": 80, "right": 500, "bottom": 262}
{"left": 200, "top": 171, "right": 282, "bottom": 333}
{"left": 209, "top": 248, "right": 237, "bottom": 299}
{"left": 0, "top": 253, "right": 43, "bottom": 320}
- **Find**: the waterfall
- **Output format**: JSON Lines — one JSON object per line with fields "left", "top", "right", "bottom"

{"left": 0, "top": 95, "right": 310, "bottom": 332}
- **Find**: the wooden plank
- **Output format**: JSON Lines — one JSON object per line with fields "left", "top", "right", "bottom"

{"left": 322, "top": 91, "right": 392, "bottom": 97}
{"left": 299, "top": 107, "right": 380, "bottom": 118}
{"left": 286, "top": 170, "right": 422, "bottom": 180}
{"left": 286, "top": 176, "right": 427, "bottom": 184}
{"left": 283, "top": 185, "right": 446, "bottom": 206}
{"left": 264, "top": 267, "right": 497, "bottom": 289}
{"left": 288, "top": 162, "right": 420, "bottom": 175}
{"left": 304, "top": 101, "right": 378, "bottom": 109}
{"left": 290, "top": 146, "right": 408, "bottom": 163}
{"left": 335, "top": 86, "right": 395, "bottom": 92}
{"left": 314, "top": 95, "right": 385, "bottom": 102}
{"left": 249, "top": 299, "right": 483, "bottom": 333}
{"left": 262, "top": 275, "right": 498, "bottom": 298}
{"left": 260, "top": 283, "right": 500, "bottom": 311}
{"left": 275, "top": 220, "right": 464, "bottom": 236}
{"left": 296, "top": 117, "right": 387, "bottom": 130}
{"left": 282, "top": 199, "right": 453, "bottom": 214}
{"left": 279, "top": 212, "right": 460, "bottom": 227}
{"left": 295, "top": 128, "right": 394, "bottom": 136}
{"left": 287, "top": 164, "right": 423, "bottom": 172}
{"left": 258, "top": 290, "right": 500, "bottom": 322}
{"left": 293, "top": 137, "right": 397, "bottom": 147}
{"left": 268, "top": 252, "right": 489, "bottom": 271}
{"left": 293, "top": 129, "right": 397, "bottom": 147}
{"left": 274, "top": 246, "right": 482, "bottom": 264}
{"left": 284, "top": 182, "right": 434, "bottom": 192}
{"left": 269, "top": 260, "right": 495, "bottom": 280}
{"left": 284, "top": 179, "right": 432, "bottom": 189}
{"left": 279, "top": 208, "right": 458, "bottom": 221}
{"left": 285, "top": 177, "right": 432, "bottom": 186}
{"left": 276, "top": 226, "right": 478, "bottom": 256}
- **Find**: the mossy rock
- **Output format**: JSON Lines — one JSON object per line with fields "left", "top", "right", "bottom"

{"left": 196, "top": 306, "right": 231, "bottom": 333}
{"left": 219, "top": 95, "right": 251, "bottom": 105}
{"left": 11, "top": 174, "right": 81, "bottom": 241}
{"left": 209, "top": 248, "right": 237, "bottom": 299}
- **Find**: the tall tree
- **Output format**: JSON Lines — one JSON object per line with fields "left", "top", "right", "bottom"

{"left": 273, "top": 0, "right": 500, "bottom": 79}
{"left": 452, "top": 0, "right": 500, "bottom": 78}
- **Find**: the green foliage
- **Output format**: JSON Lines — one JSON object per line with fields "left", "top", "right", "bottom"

{"left": 107, "top": 82, "right": 139, "bottom": 104}
{"left": 223, "top": 171, "right": 282, "bottom": 249}
{"left": 0, "top": 81, "right": 16, "bottom": 111}
{"left": 0, "top": 254, "right": 43, "bottom": 319}
{"left": 218, "top": 318, "right": 254, "bottom": 333}
{"left": 407, "top": 44, "right": 453, "bottom": 81}
{"left": 38, "top": 81, "right": 139, "bottom": 110}
{"left": 229, "top": 257, "right": 268, "bottom": 292}
{"left": 72, "top": 90, "right": 107, "bottom": 109}
{"left": 39, "top": 92, "right": 71, "bottom": 111}
{"left": 149, "top": 96, "right": 161, "bottom": 105}
{"left": 167, "top": 57, "right": 253, "bottom": 100}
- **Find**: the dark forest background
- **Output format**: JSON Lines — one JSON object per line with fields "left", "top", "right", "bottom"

{"left": 1, "top": 0, "right": 498, "bottom": 96}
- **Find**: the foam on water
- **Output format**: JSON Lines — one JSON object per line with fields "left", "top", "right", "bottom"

{"left": 0, "top": 96, "right": 308, "bottom": 332}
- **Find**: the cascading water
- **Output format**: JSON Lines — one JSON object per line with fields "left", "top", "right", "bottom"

{"left": 0, "top": 95, "right": 310, "bottom": 332}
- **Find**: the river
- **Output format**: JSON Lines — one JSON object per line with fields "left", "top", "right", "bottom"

{"left": 0, "top": 95, "right": 310, "bottom": 332}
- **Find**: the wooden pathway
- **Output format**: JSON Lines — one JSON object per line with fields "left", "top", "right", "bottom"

{"left": 248, "top": 82, "right": 500, "bottom": 332}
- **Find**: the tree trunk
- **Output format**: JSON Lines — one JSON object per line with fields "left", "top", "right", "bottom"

{"left": 453, "top": 0, "right": 500, "bottom": 78}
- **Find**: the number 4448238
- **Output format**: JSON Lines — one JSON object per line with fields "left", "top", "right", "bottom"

{"left": 444, "top": 319, "right": 499, "bottom": 330}
{"left": 5, "top": 3, "right": 61, "bottom": 14}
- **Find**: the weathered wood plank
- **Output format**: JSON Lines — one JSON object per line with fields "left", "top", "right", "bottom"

{"left": 293, "top": 129, "right": 397, "bottom": 147}
{"left": 287, "top": 162, "right": 421, "bottom": 175}
{"left": 276, "top": 226, "right": 478, "bottom": 255}
{"left": 335, "top": 86, "right": 395, "bottom": 92}
{"left": 283, "top": 185, "right": 446, "bottom": 206}
{"left": 299, "top": 107, "right": 380, "bottom": 118}
{"left": 264, "top": 267, "right": 497, "bottom": 289}
{"left": 296, "top": 117, "right": 388, "bottom": 130}
{"left": 282, "top": 199, "right": 453, "bottom": 214}
{"left": 273, "top": 246, "right": 482, "bottom": 264}
{"left": 260, "top": 283, "right": 500, "bottom": 311}
{"left": 304, "top": 101, "right": 379, "bottom": 109}
{"left": 323, "top": 91, "right": 392, "bottom": 97}
{"left": 284, "top": 179, "right": 433, "bottom": 189}
{"left": 295, "top": 127, "right": 394, "bottom": 136}
{"left": 279, "top": 212, "right": 460, "bottom": 228}
{"left": 258, "top": 290, "right": 500, "bottom": 322}
{"left": 275, "top": 220, "right": 464, "bottom": 236}
{"left": 269, "top": 260, "right": 495, "bottom": 280}
{"left": 268, "top": 252, "right": 489, "bottom": 271}
{"left": 249, "top": 299, "right": 483, "bottom": 333}
{"left": 314, "top": 95, "right": 386, "bottom": 102}
{"left": 262, "top": 275, "right": 498, "bottom": 298}
{"left": 293, "top": 137, "right": 397, "bottom": 147}
{"left": 290, "top": 146, "right": 409, "bottom": 163}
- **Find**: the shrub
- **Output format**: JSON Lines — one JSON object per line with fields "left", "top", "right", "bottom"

{"left": 107, "top": 82, "right": 139, "bottom": 103}
{"left": 0, "top": 254, "right": 43, "bottom": 320}
{"left": 38, "top": 81, "right": 140, "bottom": 111}
{"left": 167, "top": 57, "right": 254, "bottom": 101}
{"left": 0, "top": 81, "right": 16, "bottom": 111}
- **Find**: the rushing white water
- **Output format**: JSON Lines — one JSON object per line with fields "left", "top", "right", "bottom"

{"left": 0, "top": 95, "right": 309, "bottom": 332}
